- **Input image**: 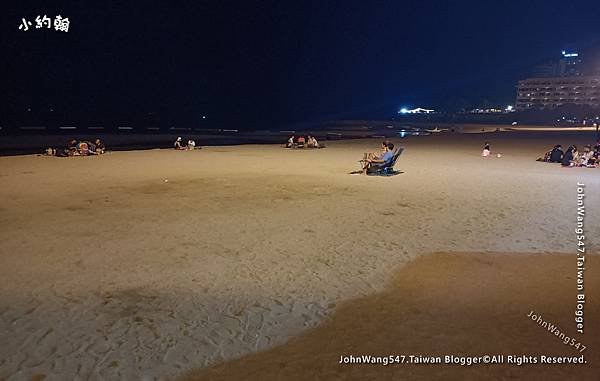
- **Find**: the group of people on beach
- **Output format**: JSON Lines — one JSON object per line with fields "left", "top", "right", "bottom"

{"left": 40, "top": 135, "right": 599, "bottom": 171}
{"left": 286, "top": 135, "right": 320, "bottom": 149}
{"left": 538, "top": 142, "right": 600, "bottom": 168}
{"left": 174, "top": 137, "right": 199, "bottom": 150}
{"left": 45, "top": 138, "right": 106, "bottom": 157}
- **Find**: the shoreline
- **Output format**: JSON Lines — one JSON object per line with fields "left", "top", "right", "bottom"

{"left": 1, "top": 123, "right": 598, "bottom": 156}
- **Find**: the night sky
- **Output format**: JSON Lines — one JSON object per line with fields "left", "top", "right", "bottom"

{"left": 2, "top": 0, "right": 600, "bottom": 128}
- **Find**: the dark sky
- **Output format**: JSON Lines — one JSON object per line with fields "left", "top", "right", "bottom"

{"left": 2, "top": 0, "right": 600, "bottom": 128}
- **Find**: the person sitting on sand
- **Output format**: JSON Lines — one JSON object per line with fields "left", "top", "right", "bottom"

{"left": 307, "top": 136, "right": 315, "bottom": 148}
{"left": 482, "top": 142, "right": 491, "bottom": 157}
{"left": 84, "top": 140, "right": 96, "bottom": 153}
{"left": 94, "top": 139, "right": 105, "bottom": 154}
{"left": 549, "top": 145, "right": 563, "bottom": 163}
{"left": 287, "top": 135, "right": 295, "bottom": 148}
{"left": 589, "top": 145, "right": 600, "bottom": 167}
{"left": 538, "top": 145, "right": 563, "bottom": 162}
{"left": 174, "top": 137, "right": 185, "bottom": 150}
{"left": 84, "top": 140, "right": 104, "bottom": 155}
{"left": 67, "top": 139, "right": 78, "bottom": 156}
{"left": 72, "top": 140, "right": 85, "bottom": 156}
{"left": 187, "top": 139, "right": 196, "bottom": 150}
{"left": 537, "top": 149, "right": 550, "bottom": 162}
{"left": 297, "top": 136, "right": 306, "bottom": 148}
{"left": 362, "top": 143, "right": 395, "bottom": 174}
{"left": 312, "top": 136, "right": 320, "bottom": 148}
{"left": 79, "top": 141, "right": 90, "bottom": 156}
{"left": 578, "top": 145, "right": 594, "bottom": 167}
{"left": 561, "top": 146, "right": 576, "bottom": 167}
{"left": 571, "top": 145, "right": 579, "bottom": 165}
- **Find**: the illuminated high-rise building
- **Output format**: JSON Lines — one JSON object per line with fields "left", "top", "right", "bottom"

{"left": 558, "top": 50, "right": 582, "bottom": 77}
{"left": 532, "top": 49, "right": 583, "bottom": 78}
{"left": 515, "top": 76, "right": 600, "bottom": 110}
{"left": 517, "top": 47, "right": 599, "bottom": 110}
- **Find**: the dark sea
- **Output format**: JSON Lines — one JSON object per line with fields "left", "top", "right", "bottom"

{"left": 0, "top": 122, "right": 429, "bottom": 156}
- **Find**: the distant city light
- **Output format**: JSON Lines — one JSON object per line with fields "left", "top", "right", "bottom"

{"left": 561, "top": 50, "right": 579, "bottom": 58}
{"left": 398, "top": 107, "right": 435, "bottom": 114}
{"left": 505, "top": 105, "right": 514, "bottom": 112}
{"left": 202, "top": 115, "right": 207, "bottom": 119}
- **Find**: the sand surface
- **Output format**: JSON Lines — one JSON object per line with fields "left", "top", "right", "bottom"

{"left": 0, "top": 133, "right": 598, "bottom": 380}
{"left": 179, "top": 252, "right": 600, "bottom": 381}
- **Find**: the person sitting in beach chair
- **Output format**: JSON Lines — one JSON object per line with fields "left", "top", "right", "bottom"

{"left": 362, "top": 143, "right": 399, "bottom": 175}
{"left": 363, "top": 141, "right": 389, "bottom": 161}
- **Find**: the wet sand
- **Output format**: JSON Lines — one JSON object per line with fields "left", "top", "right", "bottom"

{"left": 180, "top": 252, "right": 600, "bottom": 381}
{"left": 0, "top": 133, "right": 599, "bottom": 380}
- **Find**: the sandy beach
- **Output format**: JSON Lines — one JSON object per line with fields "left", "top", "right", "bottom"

{"left": 0, "top": 132, "right": 598, "bottom": 380}
{"left": 180, "top": 252, "right": 600, "bottom": 381}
